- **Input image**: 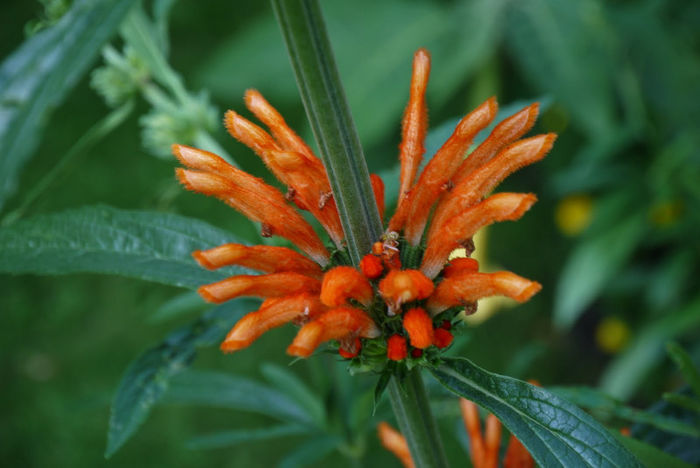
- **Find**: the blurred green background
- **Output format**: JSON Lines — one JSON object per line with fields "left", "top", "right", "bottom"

{"left": 1, "top": 0, "right": 699, "bottom": 466}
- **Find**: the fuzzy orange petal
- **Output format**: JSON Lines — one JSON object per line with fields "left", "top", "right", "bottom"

{"left": 370, "top": 173, "right": 385, "bottom": 222}
{"left": 504, "top": 435, "right": 535, "bottom": 468}
{"left": 421, "top": 193, "right": 537, "bottom": 279}
{"left": 403, "top": 307, "right": 434, "bottom": 349}
{"left": 377, "top": 422, "right": 415, "bottom": 468}
{"left": 198, "top": 272, "right": 321, "bottom": 304}
{"left": 390, "top": 97, "right": 498, "bottom": 244}
{"left": 193, "top": 243, "right": 322, "bottom": 279}
{"left": 442, "top": 257, "right": 480, "bottom": 278}
{"left": 320, "top": 266, "right": 374, "bottom": 307}
{"left": 453, "top": 102, "right": 540, "bottom": 186}
{"left": 427, "top": 271, "right": 542, "bottom": 314}
{"left": 220, "top": 292, "right": 326, "bottom": 352}
{"left": 397, "top": 48, "right": 431, "bottom": 211}
{"left": 460, "top": 398, "right": 487, "bottom": 468}
{"left": 173, "top": 145, "right": 329, "bottom": 265}
{"left": 379, "top": 269, "right": 434, "bottom": 310}
{"left": 429, "top": 133, "right": 556, "bottom": 240}
{"left": 360, "top": 254, "right": 384, "bottom": 279}
{"left": 286, "top": 307, "right": 380, "bottom": 357}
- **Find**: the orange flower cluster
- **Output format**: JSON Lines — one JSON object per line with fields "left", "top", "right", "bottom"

{"left": 378, "top": 398, "right": 533, "bottom": 468}
{"left": 174, "top": 48, "right": 553, "bottom": 363}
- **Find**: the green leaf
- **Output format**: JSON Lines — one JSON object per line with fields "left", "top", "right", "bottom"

{"left": 272, "top": 0, "right": 382, "bottom": 264}
{"left": 600, "top": 296, "right": 700, "bottom": 401}
{"left": 0, "top": 0, "right": 137, "bottom": 212}
{"left": 666, "top": 342, "right": 700, "bottom": 398}
{"left": 549, "top": 386, "right": 700, "bottom": 438}
{"left": 663, "top": 393, "right": 700, "bottom": 416}
{"left": 554, "top": 210, "right": 646, "bottom": 329}
{"left": 0, "top": 205, "right": 247, "bottom": 289}
{"left": 613, "top": 433, "right": 695, "bottom": 468}
{"left": 431, "top": 358, "right": 642, "bottom": 467}
{"left": 105, "top": 300, "right": 252, "bottom": 458}
{"left": 261, "top": 363, "right": 326, "bottom": 428}
{"left": 277, "top": 435, "right": 341, "bottom": 468}
{"left": 149, "top": 291, "right": 208, "bottom": 323}
{"left": 162, "top": 369, "right": 314, "bottom": 425}
{"left": 186, "top": 424, "right": 310, "bottom": 450}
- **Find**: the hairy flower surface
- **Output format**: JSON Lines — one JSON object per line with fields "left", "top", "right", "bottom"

{"left": 173, "top": 48, "right": 553, "bottom": 371}
{"left": 378, "top": 398, "right": 534, "bottom": 468}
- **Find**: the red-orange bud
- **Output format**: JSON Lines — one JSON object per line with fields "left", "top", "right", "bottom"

{"left": 434, "top": 328, "right": 454, "bottom": 349}
{"left": 338, "top": 337, "right": 361, "bottom": 359}
{"left": 387, "top": 335, "right": 408, "bottom": 361}
{"left": 360, "top": 254, "right": 384, "bottom": 279}
{"left": 411, "top": 348, "right": 423, "bottom": 358}
{"left": 402, "top": 307, "right": 434, "bottom": 349}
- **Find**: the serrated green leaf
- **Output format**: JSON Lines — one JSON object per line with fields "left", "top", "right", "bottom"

{"left": 261, "top": 363, "right": 326, "bottom": 428}
{"left": 0, "top": 205, "right": 247, "bottom": 289}
{"left": 0, "top": 0, "right": 137, "bottom": 212}
{"left": 162, "top": 369, "right": 314, "bottom": 425}
{"left": 105, "top": 300, "right": 252, "bottom": 458}
{"left": 554, "top": 211, "right": 646, "bottom": 329}
{"left": 186, "top": 424, "right": 310, "bottom": 450}
{"left": 431, "top": 358, "right": 642, "bottom": 468}
{"left": 550, "top": 386, "right": 700, "bottom": 438}
{"left": 600, "top": 296, "right": 700, "bottom": 401}
{"left": 613, "top": 433, "right": 695, "bottom": 468}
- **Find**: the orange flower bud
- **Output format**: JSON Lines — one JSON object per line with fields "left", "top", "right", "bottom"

{"left": 221, "top": 293, "right": 325, "bottom": 352}
{"left": 320, "top": 266, "right": 373, "bottom": 307}
{"left": 402, "top": 307, "right": 434, "bottom": 349}
{"left": 387, "top": 334, "right": 408, "bottom": 361}
{"left": 442, "top": 257, "right": 479, "bottom": 278}
{"left": 360, "top": 254, "right": 384, "bottom": 279}
{"left": 198, "top": 272, "right": 320, "bottom": 304}
{"left": 379, "top": 269, "right": 434, "bottom": 311}
{"left": 287, "top": 307, "right": 380, "bottom": 358}
{"left": 377, "top": 422, "right": 415, "bottom": 468}
{"left": 193, "top": 243, "right": 322, "bottom": 278}
{"left": 433, "top": 328, "right": 453, "bottom": 349}
{"left": 427, "top": 271, "right": 541, "bottom": 314}
{"left": 338, "top": 337, "right": 361, "bottom": 359}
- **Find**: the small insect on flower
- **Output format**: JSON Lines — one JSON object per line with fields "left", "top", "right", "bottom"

{"left": 173, "top": 47, "right": 553, "bottom": 371}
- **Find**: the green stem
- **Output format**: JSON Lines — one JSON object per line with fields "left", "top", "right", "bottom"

{"left": 271, "top": 0, "right": 382, "bottom": 265}
{"left": 1, "top": 101, "right": 134, "bottom": 226}
{"left": 389, "top": 370, "right": 449, "bottom": 468}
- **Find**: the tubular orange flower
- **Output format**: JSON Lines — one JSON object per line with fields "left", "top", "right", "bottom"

{"left": 380, "top": 398, "right": 533, "bottom": 468}
{"left": 320, "top": 266, "right": 373, "bottom": 307}
{"left": 174, "top": 47, "right": 551, "bottom": 368}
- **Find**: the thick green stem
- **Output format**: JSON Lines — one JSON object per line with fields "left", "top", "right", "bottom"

{"left": 271, "top": 0, "right": 382, "bottom": 265}
{"left": 389, "top": 370, "right": 449, "bottom": 468}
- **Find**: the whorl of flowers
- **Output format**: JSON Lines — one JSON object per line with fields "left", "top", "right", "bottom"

{"left": 173, "top": 48, "right": 554, "bottom": 371}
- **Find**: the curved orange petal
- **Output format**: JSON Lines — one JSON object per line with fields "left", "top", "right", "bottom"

{"left": 484, "top": 414, "right": 502, "bottom": 468}
{"left": 220, "top": 292, "right": 326, "bottom": 352}
{"left": 460, "top": 398, "right": 486, "bottom": 468}
{"left": 193, "top": 243, "right": 322, "bottom": 279}
{"left": 286, "top": 306, "right": 380, "bottom": 357}
{"left": 421, "top": 193, "right": 537, "bottom": 279}
{"left": 320, "top": 266, "right": 373, "bottom": 307}
{"left": 370, "top": 173, "right": 385, "bottom": 222}
{"left": 173, "top": 145, "right": 330, "bottom": 266}
{"left": 442, "top": 257, "right": 480, "bottom": 278}
{"left": 427, "top": 271, "right": 542, "bottom": 314}
{"left": 198, "top": 272, "right": 321, "bottom": 304}
{"left": 377, "top": 422, "right": 415, "bottom": 468}
{"left": 429, "top": 133, "right": 555, "bottom": 240}
{"left": 390, "top": 97, "right": 498, "bottom": 245}
{"left": 379, "top": 269, "right": 434, "bottom": 311}
{"left": 504, "top": 434, "right": 535, "bottom": 468}
{"left": 398, "top": 48, "right": 431, "bottom": 211}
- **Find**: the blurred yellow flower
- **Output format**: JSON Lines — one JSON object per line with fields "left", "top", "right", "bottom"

{"left": 595, "top": 316, "right": 630, "bottom": 354}
{"left": 555, "top": 194, "right": 593, "bottom": 236}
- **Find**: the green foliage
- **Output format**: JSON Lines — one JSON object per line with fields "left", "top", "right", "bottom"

{"left": 431, "top": 358, "right": 642, "bottom": 467}
{"left": 0, "top": 0, "right": 137, "bottom": 212}
{"left": 0, "top": 205, "right": 247, "bottom": 288}
{"left": 106, "top": 300, "right": 254, "bottom": 457}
